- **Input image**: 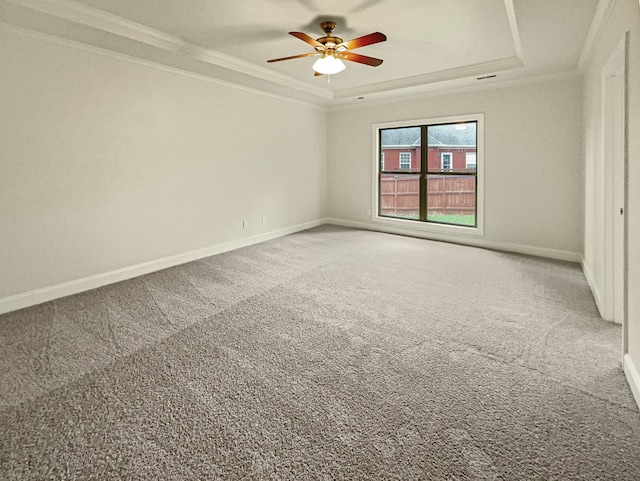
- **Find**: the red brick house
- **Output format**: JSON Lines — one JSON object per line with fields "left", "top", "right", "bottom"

{"left": 380, "top": 126, "right": 476, "bottom": 172}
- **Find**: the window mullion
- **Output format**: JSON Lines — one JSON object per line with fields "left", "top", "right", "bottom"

{"left": 420, "top": 125, "right": 428, "bottom": 221}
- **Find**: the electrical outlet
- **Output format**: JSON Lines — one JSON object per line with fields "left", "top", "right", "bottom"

{"left": 366, "top": 209, "right": 372, "bottom": 216}
{"left": 243, "top": 219, "right": 249, "bottom": 228}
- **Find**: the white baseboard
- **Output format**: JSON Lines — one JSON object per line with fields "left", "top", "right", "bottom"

{"left": 326, "top": 218, "right": 582, "bottom": 263}
{"left": 623, "top": 354, "right": 640, "bottom": 412}
{"left": 0, "top": 218, "right": 327, "bottom": 315}
{"left": 0, "top": 218, "right": 586, "bottom": 315}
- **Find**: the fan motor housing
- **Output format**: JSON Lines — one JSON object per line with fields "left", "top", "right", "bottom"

{"left": 316, "top": 21, "right": 343, "bottom": 49}
{"left": 316, "top": 36, "right": 344, "bottom": 47}
{"left": 320, "top": 21, "right": 337, "bottom": 33}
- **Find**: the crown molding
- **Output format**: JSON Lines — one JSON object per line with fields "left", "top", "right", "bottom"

{"left": 0, "top": 29, "right": 330, "bottom": 108}
{"left": 333, "top": 56, "right": 524, "bottom": 100}
{"left": 332, "top": 0, "right": 524, "bottom": 100}
{"left": 330, "top": 70, "right": 580, "bottom": 111}
{"left": 2, "top": 0, "right": 541, "bottom": 103}
{"left": 503, "top": 0, "right": 524, "bottom": 61}
{"left": 577, "top": 0, "right": 617, "bottom": 71}
{"left": 0, "top": 21, "right": 329, "bottom": 111}
{"left": 3, "top": 0, "right": 333, "bottom": 100}
{"left": 5, "top": 0, "right": 183, "bottom": 49}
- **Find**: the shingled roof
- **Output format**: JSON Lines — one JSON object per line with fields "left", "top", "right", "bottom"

{"left": 380, "top": 127, "right": 421, "bottom": 147}
{"left": 381, "top": 123, "right": 476, "bottom": 148}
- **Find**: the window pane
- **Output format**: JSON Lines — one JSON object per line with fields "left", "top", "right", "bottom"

{"left": 427, "top": 122, "right": 476, "bottom": 173}
{"left": 441, "top": 152, "right": 452, "bottom": 171}
{"left": 465, "top": 152, "right": 477, "bottom": 171}
{"left": 427, "top": 175, "right": 476, "bottom": 226}
{"left": 399, "top": 152, "right": 412, "bottom": 169}
{"left": 380, "top": 126, "right": 421, "bottom": 172}
{"left": 380, "top": 174, "right": 420, "bottom": 219}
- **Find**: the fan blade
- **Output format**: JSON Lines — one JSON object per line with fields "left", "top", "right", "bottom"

{"left": 338, "top": 51, "right": 383, "bottom": 67}
{"left": 341, "top": 32, "right": 386, "bottom": 50}
{"left": 267, "top": 52, "right": 319, "bottom": 63}
{"left": 289, "top": 31, "right": 324, "bottom": 48}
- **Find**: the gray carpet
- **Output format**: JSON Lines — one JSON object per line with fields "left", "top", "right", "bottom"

{"left": 1, "top": 225, "right": 639, "bottom": 480}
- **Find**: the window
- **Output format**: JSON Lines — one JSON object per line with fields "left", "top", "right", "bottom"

{"left": 374, "top": 114, "right": 483, "bottom": 235}
{"left": 466, "top": 152, "right": 477, "bottom": 171}
{"left": 399, "top": 152, "right": 411, "bottom": 169}
{"left": 441, "top": 152, "right": 452, "bottom": 171}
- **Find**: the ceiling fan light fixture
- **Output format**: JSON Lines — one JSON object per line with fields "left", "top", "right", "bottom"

{"left": 267, "top": 22, "right": 385, "bottom": 76}
{"left": 312, "top": 55, "right": 346, "bottom": 75}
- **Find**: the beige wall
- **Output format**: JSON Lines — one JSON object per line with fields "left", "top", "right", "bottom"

{"left": 0, "top": 27, "right": 328, "bottom": 300}
{"left": 327, "top": 76, "right": 584, "bottom": 258}
{"left": 582, "top": 0, "right": 640, "bottom": 392}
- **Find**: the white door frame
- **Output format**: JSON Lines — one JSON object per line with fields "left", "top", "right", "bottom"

{"left": 601, "top": 33, "right": 628, "bottom": 353}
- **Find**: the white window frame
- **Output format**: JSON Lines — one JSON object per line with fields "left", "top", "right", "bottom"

{"left": 466, "top": 152, "right": 477, "bottom": 170}
{"left": 440, "top": 152, "right": 452, "bottom": 171}
{"left": 372, "top": 113, "right": 484, "bottom": 237}
{"left": 399, "top": 152, "right": 411, "bottom": 169}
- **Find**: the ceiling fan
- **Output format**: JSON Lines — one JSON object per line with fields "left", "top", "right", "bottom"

{"left": 267, "top": 21, "right": 386, "bottom": 76}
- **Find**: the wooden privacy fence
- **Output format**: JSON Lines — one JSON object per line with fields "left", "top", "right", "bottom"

{"left": 380, "top": 175, "right": 475, "bottom": 218}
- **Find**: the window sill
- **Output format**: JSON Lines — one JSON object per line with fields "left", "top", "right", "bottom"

{"left": 372, "top": 214, "right": 484, "bottom": 237}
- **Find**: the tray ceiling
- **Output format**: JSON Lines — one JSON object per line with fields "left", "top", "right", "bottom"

{"left": 0, "top": 0, "right": 601, "bottom": 105}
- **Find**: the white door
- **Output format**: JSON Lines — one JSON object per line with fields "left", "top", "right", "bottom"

{"left": 611, "top": 67, "right": 625, "bottom": 326}
{"left": 602, "top": 35, "right": 627, "bottom": 335}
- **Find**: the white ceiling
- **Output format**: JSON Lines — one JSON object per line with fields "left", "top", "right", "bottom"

{"left": 0, "top": 0, "right": 601, "bottom": 105}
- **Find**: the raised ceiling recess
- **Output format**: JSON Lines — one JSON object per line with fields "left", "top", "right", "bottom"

{"left": 0, "top": 0, "right": 601, "bottom": 105}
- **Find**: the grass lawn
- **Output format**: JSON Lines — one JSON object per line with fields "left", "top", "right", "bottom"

{"left": 391, "top": 213, "right": 476, "bottom": 226}
{"left": 427, "top": 214, "right": 476, "bottom": 226}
